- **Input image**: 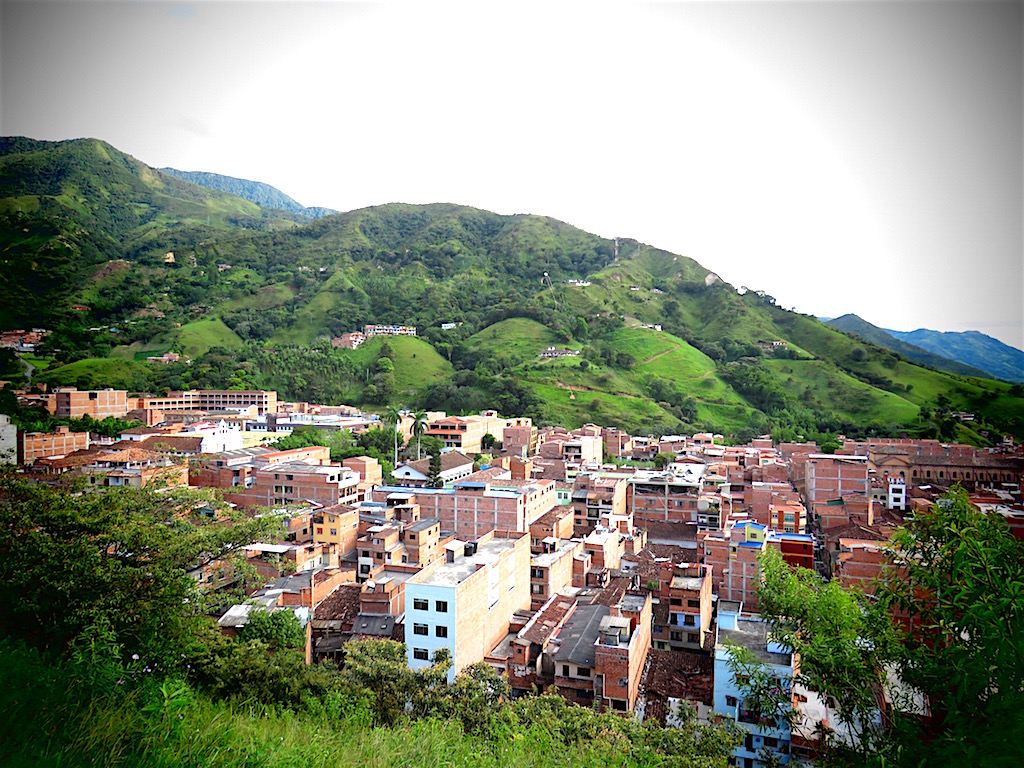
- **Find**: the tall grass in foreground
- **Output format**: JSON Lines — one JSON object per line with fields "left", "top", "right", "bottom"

{"left": 0, "top": 640, "right": 712, "bottom": 768}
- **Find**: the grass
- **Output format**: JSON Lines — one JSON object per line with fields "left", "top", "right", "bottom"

{"left": 764, "top": 359, "right": 919, "bottom": 425}
{"left": 529, "top": 380, "right": 674, "bottom": 433}
{"left": 109, "top": 341, "right": 173, "bottom": 362}
{"left": 173, "top": 317, "right": 243, "bottom": 358}
{"left": 349, "top": 335, "right": 454, "bottom": 399}
{"left": 0, "top": 641, "right": 694, "bottom": 768}
{"left": 462, "top": 318, "right": 565, "bottom": 365}
{"left": 269, "top": 291, "right": 345, "bottom": 345}
{"left": 34, "top": 357, "right": 151, "bottom": 390}
{"left": 217, "top": 282, "right": 295, "bottom": 313}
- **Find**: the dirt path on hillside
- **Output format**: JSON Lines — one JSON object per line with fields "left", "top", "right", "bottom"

{"left": 640, "top": 342, "right": 680, "bottom": 365}
{"left": 554, "top": 380, "right": 644, "bottom": 399}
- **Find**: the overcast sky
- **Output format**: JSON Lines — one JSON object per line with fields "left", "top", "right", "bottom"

{"left": 2, "top": 1, "right": 1021, "bottom": 350}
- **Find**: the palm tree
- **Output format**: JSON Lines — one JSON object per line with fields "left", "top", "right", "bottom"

{"left": 412, "top": 409, "right": 429, "bottom": 460}
{"left": 384, "top": 405, "right": 403, "bottom": 466}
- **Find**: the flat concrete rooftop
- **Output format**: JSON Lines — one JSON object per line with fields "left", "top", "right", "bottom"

{"left": 414, "top": 538, "right": 518, "bottom": 587}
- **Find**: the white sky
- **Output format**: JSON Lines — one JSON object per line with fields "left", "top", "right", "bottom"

{"left": 2, "top": 1, "right": 1022, "bottom": 350}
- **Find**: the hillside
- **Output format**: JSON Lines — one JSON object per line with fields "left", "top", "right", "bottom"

{"left": 886, "top": 327, "right": 1024, "bottom": 384}
{"left": 4, "top": 136, "right": 1023, "bottom": 441}
{"left": 161, "top": 167, "right": 338, "bottom": 218}
{"left": 825, "top": 314, "right": 991, "bottom": 379}
{"left": 0, "top": 136, "right": 301, "bottom": 329}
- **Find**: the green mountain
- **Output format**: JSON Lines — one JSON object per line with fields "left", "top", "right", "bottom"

{"left": 824, "top": 314, "right": 991, "bottom": 379}
{"left": 5, "top": 136, "right": 1023, "bottom": 442}
{"left": 886, "top": 327, "right": 1024, "bottom": 384}
{"left": 0, "top": 136, "right": 302, "bottom": 329}
{"left": 160, "top": 168, "right": 338, "bottom": 219}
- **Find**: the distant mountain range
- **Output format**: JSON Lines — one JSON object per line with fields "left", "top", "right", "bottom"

{"left": 825, "top": 314, "right": 1023, "bottom": 384}
{"left": 159, "top": 168, "right": 337, "bottom": 219}
{"left": 3, "top": 135, "right": 1022, "bottom": 442}
{"left": 885, "top": 327, "right": 1024, "bottom": 385}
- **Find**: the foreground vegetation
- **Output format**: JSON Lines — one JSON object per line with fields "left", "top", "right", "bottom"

{"left": 745, "top": 487, "right": 1024, "bottom": 767}
{"left": 0, "top": 475, "right": 740, "bottom": 767}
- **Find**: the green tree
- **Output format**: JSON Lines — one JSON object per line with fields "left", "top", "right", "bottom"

{"left": 236, "top": 607, "right": 305, "bottom": 650}
{"left": 382, "top": 406, "right": 404, "bottom": 466}
{"left": 428, "top": 451, "right": 443, "bottom": 488}
{"left": 756, "top": 547, "right": 895, "bottom": 762}
{"left": 755, "top": 487, "right": 1024, "bottom": 767}
{"left": 653, "top": 452, "right": 674, "bottom": 469}
{"left": 878, "top": 486, "right": 1024, "bottom": 766}
{"left": 338, "top": 639, "right": 451, "bottom": 726}
{"left": 411, "top": 409, "right": 429, "bottom": 460}
{"left": 419, "top": 434, "right": 443, "bottom": 460}
{"left": 0, "top": 475, "right": 278, "bottom": 662}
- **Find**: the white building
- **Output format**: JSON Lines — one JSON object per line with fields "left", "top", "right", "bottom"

{"left": 886, "top": 476, "right": 907, "bottom": 511}
{"left": 404, "top": 532, "right": 531, "bottom": 682}
{"left": 714, "top": 609, "right": 796, "bottom": 767}
{"left": 0, "top": 414, "right": 16, "bottom": 464}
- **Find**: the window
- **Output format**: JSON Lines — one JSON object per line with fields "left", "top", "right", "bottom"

{"left": 330, "top": 528, "right": 337, "bottom": 536}
{"left": 413, "top": 598, "right": 428, "bottom": 611}
{"left": 435, "top": 600, "right": 448, "bottom": 612}
{"left": 562, "top": 664, "right": 570, "bottom": 677}
{"left": 763, "top": 737, "right": 779, "bottom": 748}
{"left": 435, "top": 625, "right": 448, "bottom": 638}
{"left": 413, "top": 648, "right": 429, "bottom": 661}
{"left": 726, "top": 695, "right": 738, "bottom": 707}
{"left": 413, "top": 623, "right": 428, "bottom": 636}
{"left": 577, "top": 666, "right": 590, "bottom": 677}
{"left": 687, "top": 599, "right": 700, "bottom": 608}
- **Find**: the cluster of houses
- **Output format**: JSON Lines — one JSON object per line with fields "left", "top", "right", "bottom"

{"left": 3, "top": 385, "right": 1024, "bottom": 766}
{"left": 330, "top": 324, "right": 418, "bottom": 350}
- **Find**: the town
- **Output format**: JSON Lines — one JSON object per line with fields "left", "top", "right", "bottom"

{"left": 3, "top": 381, "right": 1022, "bottom": 766}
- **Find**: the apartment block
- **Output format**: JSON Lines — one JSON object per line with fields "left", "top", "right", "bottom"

{"left": 602, "top": 427, "right": 633, "bottom": 458}
{"left": 312, "top": 504, "right": 361, "bottom": 555}
{"left": 529, "top": 506, "right": 575, "bottom": 553}
{"left": 503, "top": 418, "right": 537, "bottom": 458}
{"left": 427, "top": 416, "right": 487, "bottom": 454}
{"left": 18, "top": 426, "right": 91, "bottom": 465}
{"left": 342, "top": 455, "right": 383, "bottom": 500}
{"left": 356, "top": 523, "right": 406, "bottom": 578}
{"left": 701, "top": 522, "right": 814, "bottom": 609}
{"left": 528, "top": 539, "right": 583, "bottom": 609}
{"left": 405, "top": 531, "right": 531, "bottom": 682}
{"left": 627, "top": 466, "right": 707, "bottom": 527}
{"left": 233, "top": 460, "right": 360, "bottom": 510}
{"left": 563, "top": 434, "right": 603, "bottom": 467}
{"left": 747, "top": 481, "right": 807, "bottom": 533}
{"left": 804, "top": 454, "right": 869, "bottom": 508}
{"left": 548, "top": 591, "right": 653, "bottom": 712}
{"left": 832, "top": 538, "right": 889, "bottom": 595}
{"left": 140, "top": 389, "right": 278, "bottom": 415}
{"left": 714, "top": 612, "right": 796, "bottom": 766}
{"left": 653, "top": 561, "right": 714, "bottom": 652}
{"left": 572, "top": 473, "right": 628, "bottom": 531}
{"left": 371, "top": 479, "right": 557, "bottom": 539}
{"left": 54, "top": 388, "right": 129, "bottom": 419}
